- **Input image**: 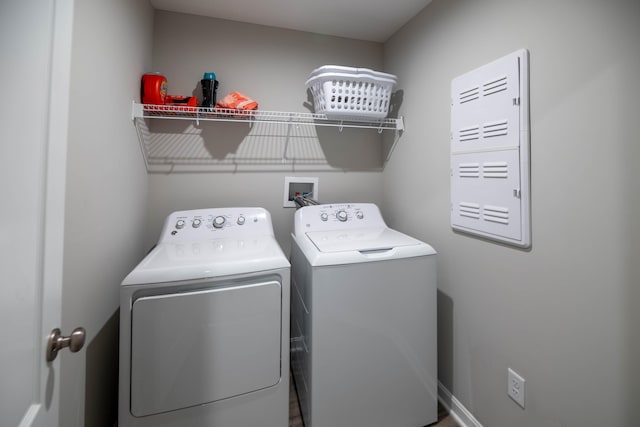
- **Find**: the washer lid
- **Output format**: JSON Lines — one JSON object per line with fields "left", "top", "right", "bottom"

{"left": 296, "top": 227, "right": 435, "bottom": 267}
{"left": 306, "top": 227, "right": 423, "bottom": 253}
{"left": 122, "top": 235, "right": 289, "bottom": 285}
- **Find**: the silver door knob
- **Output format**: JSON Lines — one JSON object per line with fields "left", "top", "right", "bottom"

{"left": 46, "top": 327, "right": 86, "bottom": 362}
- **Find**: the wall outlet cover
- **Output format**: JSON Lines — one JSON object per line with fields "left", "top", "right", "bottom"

{"left": 507, "top": 367, "right": 526, "bottom": 409}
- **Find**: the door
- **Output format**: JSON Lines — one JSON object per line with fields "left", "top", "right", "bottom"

{"left": 0, "top": 0, "right": 73, "bottom": 426}
{"left": 129, "top": 281, "right": 282, "bottom": 417}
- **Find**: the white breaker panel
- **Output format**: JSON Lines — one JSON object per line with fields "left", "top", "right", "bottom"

{"left": 450, "top": 49, "right": 530, "bottom": 247}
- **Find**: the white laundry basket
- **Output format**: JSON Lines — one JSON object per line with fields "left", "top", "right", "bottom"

{"left": 306, "top": 66, "right": 397, "bottom": 121}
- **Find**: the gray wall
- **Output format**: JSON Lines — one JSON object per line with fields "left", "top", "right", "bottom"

{"left": 56, "top": 1, "right": 640, "bottom": 425}
{"left": 146, "top": 11, "right": 388, "bottom": 252}
{"left": 60, "top": 0, "right": 154, "bottom": 426}
{"left": 383, "top": 1, "right": 640, "bottom": 426}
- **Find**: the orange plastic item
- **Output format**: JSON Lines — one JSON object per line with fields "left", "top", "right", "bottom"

{"left": 165, "top": 95, "right": 198, "bottom": 107}
{"left": 215, "top": 92, "right": 258, "bottom": 111}
{"left": 141, "top": 73, "right": 167, "bottom": 105}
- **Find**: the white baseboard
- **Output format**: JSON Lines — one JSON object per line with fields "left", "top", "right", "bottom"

{"left": 438, "top": 381, "right": 483, "bottom": 427}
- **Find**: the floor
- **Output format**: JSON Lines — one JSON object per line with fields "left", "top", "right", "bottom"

{"left": 288, "top": 375, "right": 460, "bottom": 427}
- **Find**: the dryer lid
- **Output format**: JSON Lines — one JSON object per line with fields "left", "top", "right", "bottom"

{"left": 306, "top": 227, "right": 423, "bottom": 253}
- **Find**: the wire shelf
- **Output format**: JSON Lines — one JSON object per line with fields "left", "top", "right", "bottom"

{"left": 132, "top": 102, "right": 403, "bottom": 131}
{"left": 131, "top": 101, "right": 403, "bottom": 172}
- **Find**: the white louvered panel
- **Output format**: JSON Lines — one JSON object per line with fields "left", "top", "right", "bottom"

{"left": 459, "top": 125, "right": 480, "bottom": 141}
{"left": 483, "top": 120, "right": 509, "bottom": 139}
{"left": 459, "top": 162, "right": 480, "bottom": 178}
{"left": 451, "top": 53, "right": 521, "bottom": 154}
{"left": 483, "top": 161, "right": 508, "bottom": 178}
{"left": 451, "top": 150, "right": 521, "bottom": 241}
{"left": 483, "top": 76, "right": 508, "bottom": 96}
{"left": 458, "top": 86, "right": 480, "bottom": 104}
{"left": 459, "top": 202, "right": 481, "bottom": 219}
{"left": 483, "top": 205, "right": 509, "bottom": 224}
{"left": 450, "top": 48, "right": 530, "bottom": 247}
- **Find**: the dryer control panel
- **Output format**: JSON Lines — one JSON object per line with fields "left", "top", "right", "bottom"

{"left": 294, "top": 203, "right": 386, "bottom": 235}
{"left": 158, "top": 207, "right": 275, "bottom": 242}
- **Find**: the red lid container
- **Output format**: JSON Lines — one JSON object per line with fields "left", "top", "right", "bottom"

{"left": 141, "top": 73, "right": 167, "bottom": 105}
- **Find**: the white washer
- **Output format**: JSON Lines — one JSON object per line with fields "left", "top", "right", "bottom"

{"left": 118, "top": 207, "right": 290, "bottom": 427}
{"left": 290, "top": 203, "right": 437, "bottom": 427}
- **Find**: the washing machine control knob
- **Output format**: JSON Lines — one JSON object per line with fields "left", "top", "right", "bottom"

{"left": 192, "top": 219, "right": 202, "bottom": 228}
{"left": 175, "top": 220, "right": 186, "bottom": 229}
{"left": 320, "top": 212, "right": 328, "bottom": 221}
{"left": 336, "top": 210, "right": 348, "bottom": 222}
{"left": 237, "top": 216, "right": 246, "bottom": 225}
{"left": 356, "top": 211, "right": 364, "bottom": 220}
{"left": 213, "top": 216, "right": 226, "bottom": 228}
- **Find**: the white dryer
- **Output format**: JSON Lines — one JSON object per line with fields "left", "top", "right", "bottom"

{"left": 119, "top": 207, "right": 290, "bottom": 427}
{"left": 290, "top": 203, "right": 437, "bottom": 427}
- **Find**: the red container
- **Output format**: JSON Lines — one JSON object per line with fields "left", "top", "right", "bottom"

{"left": 141, "top": 73, "right": 167, "bottom": 105}
{"left": 165, "top": 95, "right": 197, "bottom": 107}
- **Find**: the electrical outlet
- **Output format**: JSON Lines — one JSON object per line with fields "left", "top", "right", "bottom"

{"left": 507, "top": 367, "right": 525, "bottom": 408}
{"left": 283, "top": 177, "right": 318, "bottom": 208}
